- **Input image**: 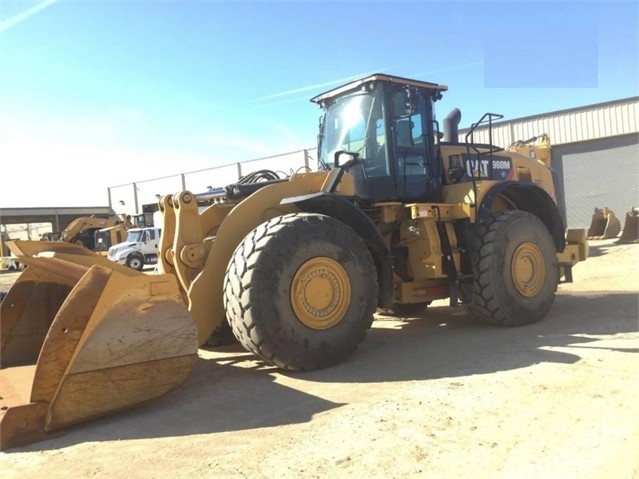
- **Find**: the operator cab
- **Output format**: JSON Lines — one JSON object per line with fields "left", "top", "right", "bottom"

{"left": 312, "top": 74, "right": 447, "bottom": 203}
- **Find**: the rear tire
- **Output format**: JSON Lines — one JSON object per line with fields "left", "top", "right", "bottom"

{"left": 467, "top": 210, "right": 558, "bottom": 326}
{"left": 224, "top": 213, "right": 378, "bottom": 371}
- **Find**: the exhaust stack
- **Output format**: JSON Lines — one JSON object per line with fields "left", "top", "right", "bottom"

{"left": 443, "top": 108, "right": 462, "bottom": 143}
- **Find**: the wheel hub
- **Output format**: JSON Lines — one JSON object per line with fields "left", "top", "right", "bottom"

{"left": 511, "top": 242, "right": 545, "bottom": 297}
{"left": 291, "top": 257, "right": 350, "bottom": 329}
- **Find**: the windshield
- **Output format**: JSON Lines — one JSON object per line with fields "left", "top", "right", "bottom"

{"left": 126, "top": 230, "right": 144, "bottom": 243}
{"left": 317, "top": 85, "right": 386, "bottom": 174}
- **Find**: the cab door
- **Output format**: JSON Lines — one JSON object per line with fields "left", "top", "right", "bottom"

{"left": 389, "top": 87, "right": 441, "bottom": 202}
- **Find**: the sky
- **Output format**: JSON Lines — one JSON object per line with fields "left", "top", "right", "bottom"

{"left": 0, "top": 0, "right": 637, "bottom": 209}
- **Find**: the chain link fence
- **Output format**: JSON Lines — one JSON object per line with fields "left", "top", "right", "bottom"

{"left": 107, "top": 148, "right": 317, "bottom": 215}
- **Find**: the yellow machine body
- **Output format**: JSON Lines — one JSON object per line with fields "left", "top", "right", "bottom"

{"left": 0, "top": 74, "right": 589, "bottom": 450}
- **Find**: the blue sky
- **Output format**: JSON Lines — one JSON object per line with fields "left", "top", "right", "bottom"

{"left": 0, "top": 0, "right": 637, "bottom": 208}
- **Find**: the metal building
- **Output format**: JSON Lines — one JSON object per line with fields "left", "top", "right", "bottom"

{"left": 460, "top": 97, "right": 639, "bottom": 229}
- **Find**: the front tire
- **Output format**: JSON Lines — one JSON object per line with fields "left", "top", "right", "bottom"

{"left": 126, "top": 254, "right": 145, "bottom": 271}
{"left": 224, "top": 213, "right": 378, "bottom": 371}
{"left": 467, "top": 210, "right": 558, "bottom": 326}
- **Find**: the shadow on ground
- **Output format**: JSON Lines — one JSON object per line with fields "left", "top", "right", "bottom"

{"left": 8, "top": 289, "right": 637, "bottom": 453}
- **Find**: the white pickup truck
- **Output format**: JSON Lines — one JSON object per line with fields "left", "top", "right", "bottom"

{"left": 107, "top": 227, "right": 161, "bottom": 271}
{"left": 1, "top": 256, "right": 20, "bottom": 271}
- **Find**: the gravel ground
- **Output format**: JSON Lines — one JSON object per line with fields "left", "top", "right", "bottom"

{"left": 1, "top": 238, "right": 638, "bottom": 479}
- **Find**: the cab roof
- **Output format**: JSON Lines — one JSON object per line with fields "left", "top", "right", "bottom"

{"left": 310, "top": 73, "right": 448, "bottom": 104}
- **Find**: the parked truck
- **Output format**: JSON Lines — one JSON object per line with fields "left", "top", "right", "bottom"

{"left": 107, "top": 226, "right": 162, "bottom": 270}
{"left": 93, "top": 211, "right": 159, "bottom": 255}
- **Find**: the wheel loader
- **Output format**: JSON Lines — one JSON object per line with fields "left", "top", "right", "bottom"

{"left": 0, "top": 74, "right": 588, "bottom": 450}
{"left": 41, "top": 215, "right": 131, "bottom": 256}
{"left": 58, "top": 216, "right": 120, "bottom": 251}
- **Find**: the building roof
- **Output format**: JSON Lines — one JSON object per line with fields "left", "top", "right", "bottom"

{"left": 1, "top": 206, "right": 116, "bottom": 230}
{"left": 459, "top": 96, "right": 639, "bottom": 147}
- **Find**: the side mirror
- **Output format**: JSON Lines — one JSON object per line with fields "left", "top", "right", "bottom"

{"left": 333, "top": 150, "right": 360, "bottom": 168}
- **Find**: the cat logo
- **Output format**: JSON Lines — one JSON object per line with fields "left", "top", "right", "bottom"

{"left": 466, "top": 158, "right": 490, "bottom": 178}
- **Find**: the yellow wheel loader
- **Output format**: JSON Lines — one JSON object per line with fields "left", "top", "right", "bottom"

{"left": 58, "top": 216, "right": 120, "bottom": 251}
{"left": 40, "top": 215, "right": 132, "bottom": 256}
{"left": 0, "top": 74, "right": 588, "bottom": 449}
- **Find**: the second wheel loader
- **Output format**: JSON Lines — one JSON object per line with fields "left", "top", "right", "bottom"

{"left": 0, "top": 74, "right": 588, "bottom": 449}
{"left": 58, "top": 215, "right": 120, "bottom": 250}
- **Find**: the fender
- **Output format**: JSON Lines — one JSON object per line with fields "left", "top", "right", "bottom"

{"left": 479, "top": 182, "right": 566, "bottom": 252}
{"left": 281, "top": 192, "right": 394, "bottom": 308}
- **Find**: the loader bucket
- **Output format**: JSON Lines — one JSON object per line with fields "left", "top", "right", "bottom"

{"left": 618, "top": 207, "right": 639, "bottom": 244}
{"left": 587, "top": 208, "right": 606, "bottom": 238}
{"left": 586, "top": 207, "right": 621, "bottom": 240}
{"left": 0, "top": 241, "right": 198, "bottom": 450}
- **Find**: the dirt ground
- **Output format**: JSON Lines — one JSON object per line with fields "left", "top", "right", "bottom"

{"left": 1, "top": 238, "right": 638, "bottom": 479}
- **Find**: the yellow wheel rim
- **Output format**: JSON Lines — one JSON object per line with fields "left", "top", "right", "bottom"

{"left": 291, "top": 257, "right": 351, "bottom": 330}
{"left": 511, "top": 242, "right": 545, "bottom": 298}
